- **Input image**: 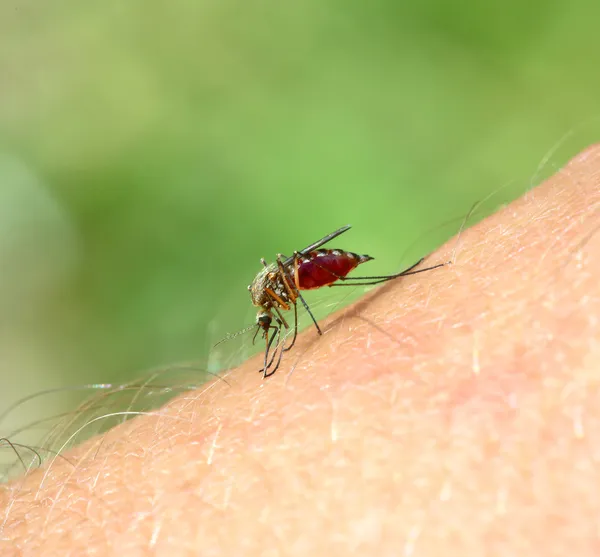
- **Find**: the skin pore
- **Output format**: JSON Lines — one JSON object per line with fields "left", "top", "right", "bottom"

{"left": 2, "top": 145, "right": 600, "bottom": 555}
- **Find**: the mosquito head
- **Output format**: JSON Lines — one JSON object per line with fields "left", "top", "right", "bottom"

{"left": 251, "top": 309, "right": 273, "bottom": 345}
{"left": 256, "top": 310, "right": 272, "bottom": 331}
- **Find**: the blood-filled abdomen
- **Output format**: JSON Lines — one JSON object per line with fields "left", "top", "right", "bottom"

{"left": 296, "top": 249, "right": 373, "bottom": 290}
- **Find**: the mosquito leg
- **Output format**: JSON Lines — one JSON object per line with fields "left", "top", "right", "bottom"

{"left": 278, "top": 252, "right": 323, "bottom": 337}
{"left": 260, "top": 324, "right": 281, "bottom": 376}
{"left": 264, "top": 330, "right": 286, "bottom": 378}
{"left": 275, "top": 254, "right": 299, "bottom": 304}
{"left": 265, "top": 288, "right": 291, "bottom": 315}
{"left": 271, "top": 305, "right": 293, "bottom": 353}
{"left": 334, "top": 258, "right": 426, "bottom": 281}
{"left": 265, "top": 328, "right": 280, "bottom": 373}
{"left": 292, "top": 251, "right": 301, "bottom": 292}
{"left": 283, "top": 300, "right": 299, "bottom": 352}
{"left": 272, "top": 305, "right": 288, "bottom": 328}
{"left": 292, "top": 254, "right": 441, "bottom": 286}
{"left": 330, "top": 261, "right": 447, "bottom": 286}
{"left": 296, "top": 291, "right": 322, "bottom": 335}
{"left": 395, "top": 257, "right": 423, "bottom": 275}
{"left": 275, "top": 253, "right": 321, "bottom": 337}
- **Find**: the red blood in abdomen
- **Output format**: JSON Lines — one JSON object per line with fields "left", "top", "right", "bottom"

{"left": 297, "top": 251, "right": 359, "bottom": 290}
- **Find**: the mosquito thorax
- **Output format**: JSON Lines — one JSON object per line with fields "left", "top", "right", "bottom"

{"left": 249, "top": 262, "right": 293, "bottom": 309}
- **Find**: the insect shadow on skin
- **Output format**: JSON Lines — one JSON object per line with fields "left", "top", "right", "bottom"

{"left": 247, "top": 225, "right": 449, "bottom": 378}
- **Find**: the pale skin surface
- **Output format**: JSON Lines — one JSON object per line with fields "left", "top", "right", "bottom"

{"left": 2, "top": 145, "right": 600, "bottom": 555}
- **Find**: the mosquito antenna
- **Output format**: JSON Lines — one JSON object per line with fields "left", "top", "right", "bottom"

{"left": 213, "top": 324, "right": 257, "bottom": 348}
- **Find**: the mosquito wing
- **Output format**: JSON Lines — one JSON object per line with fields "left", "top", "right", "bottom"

{"left": 283, "top": 225, "right": 352, "bottom": 266}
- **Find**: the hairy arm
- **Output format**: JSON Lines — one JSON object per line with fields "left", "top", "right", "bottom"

{"left": 3, "top": 145, "right": 600, "bottom": 556}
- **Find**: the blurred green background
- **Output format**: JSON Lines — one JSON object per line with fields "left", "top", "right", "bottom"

{"left": 0, "top": 0, "right": 599, "bottom": 447}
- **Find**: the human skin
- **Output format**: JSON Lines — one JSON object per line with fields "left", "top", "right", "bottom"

{"left": 2, "top": 145, "right": 600, "bottom": 556}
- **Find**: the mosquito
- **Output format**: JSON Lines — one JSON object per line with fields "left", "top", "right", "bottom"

{"left": 247, "top": 225, "right": 447, "bottom": 378}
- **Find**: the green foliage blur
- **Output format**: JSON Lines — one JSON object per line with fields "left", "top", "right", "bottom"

{"left": 0, "top": 0, "right": 599, "bottom": 428}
